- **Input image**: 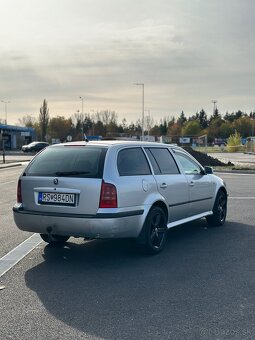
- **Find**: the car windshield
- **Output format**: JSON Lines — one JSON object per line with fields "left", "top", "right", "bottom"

{"left": 25, "top": 146, "right": 107, "bottom": 178}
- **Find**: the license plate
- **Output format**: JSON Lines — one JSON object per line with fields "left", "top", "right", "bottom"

{"left": 38, "top": 192, "right": 76, "bottom": 206}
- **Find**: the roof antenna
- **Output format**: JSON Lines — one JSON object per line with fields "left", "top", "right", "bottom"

{"left": 84, "top": 133, "right": 89, "bottom": 142}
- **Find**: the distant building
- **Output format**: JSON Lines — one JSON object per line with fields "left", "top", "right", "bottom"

{"left": 143, "top": 135, "right": 155, "bottom": 142}
{"left": 0, "top": 124, "right": 35, "bottom": 149}
{"left": 86, "top": 135, "right": 103, "bottom": 141}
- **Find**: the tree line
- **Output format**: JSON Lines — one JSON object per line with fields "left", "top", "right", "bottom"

{"left": 18, "top": 99, "right": 255, "bottom": 143}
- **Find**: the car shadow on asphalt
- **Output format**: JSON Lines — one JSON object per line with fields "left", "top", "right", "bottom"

{"left": 25, "top": 220, "right": 255, "bottom": 339}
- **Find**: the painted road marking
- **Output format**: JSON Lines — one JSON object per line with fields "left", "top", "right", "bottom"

{"left": 0, "top": 180, "right": 15, "bottom": 186}
{"left": 229, "top": 197, "right": 255, "bottom": 199}
{"left": 217, "top": 172, "right": 255, "bottom": 176}
{"left": 0, "top": 234, "right": 42, "bottom": 278}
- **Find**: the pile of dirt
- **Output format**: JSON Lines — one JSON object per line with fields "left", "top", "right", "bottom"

{"left": 183, "top": 146, "right": 233, "bottom": 167}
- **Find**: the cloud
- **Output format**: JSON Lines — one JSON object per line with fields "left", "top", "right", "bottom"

{"left": 1, "top": 0, "right": 255, "bottom": 124}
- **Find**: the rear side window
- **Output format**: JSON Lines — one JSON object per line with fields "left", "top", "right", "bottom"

{"left": 117, "top": 148, "right": 151, "bottom": 176}
{"left": 145, "top": 148, "right": 179, "bottom": 175}
{"left": 25, "top": 146, "right": 107, "bottom": 178}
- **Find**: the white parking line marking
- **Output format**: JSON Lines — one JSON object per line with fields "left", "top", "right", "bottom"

{"left": 0, "top": 180, "right": 15, "bottom": 186}
{"left": 229, "top": 197, "right": 255, "bottom": 199}
{"left": 217, "top": 172, "right": 255, "bottom": 176}
{"left": 0, "top": 234, "right": 42, "bottom": 278}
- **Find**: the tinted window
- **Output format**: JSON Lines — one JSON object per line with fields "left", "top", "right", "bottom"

{"left": 118, "top": 148, "right": 151, "bottom": 176}
{"left": 144, "top": 149, "right": 160, "bottom": 175}
{"left": 26, "top": 146, "right": 107, "bottom": 178}
{"left": 175, "top": 152, "right": 201, "bottom": 175}
{"left": 145, "top": 148, "right": 179, "bottom": 175}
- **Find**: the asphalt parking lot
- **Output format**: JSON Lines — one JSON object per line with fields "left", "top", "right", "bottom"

{"left": 0, "top": 165, "right": 255, "bottom": 339}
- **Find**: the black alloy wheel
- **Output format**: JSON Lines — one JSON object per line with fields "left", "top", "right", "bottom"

{"left": 207, "top": 190, "right": 227, "bottom": 226}
{"left": 144, "top": 206, "right": 168, "bottom": 254}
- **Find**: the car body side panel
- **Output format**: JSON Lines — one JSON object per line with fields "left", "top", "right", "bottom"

{"left": 102, "top": 144, "right": 159, "bottom": 210}
{"left": 153, "top": 173, "right": 191, "bottom": 222}
{"left": 184, "top": 173, "right": 214, "bottom": 216}
{"left": 113, "top": 175, "right": 158, "bottom": 209}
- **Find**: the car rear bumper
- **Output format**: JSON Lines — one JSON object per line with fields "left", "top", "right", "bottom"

{"left": 13, "top": 204, "right": 145, "bottom": 239}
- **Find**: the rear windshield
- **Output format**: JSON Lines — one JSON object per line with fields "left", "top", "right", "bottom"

{"left": 25, "top": 146, "right": 107, "bottom": 178}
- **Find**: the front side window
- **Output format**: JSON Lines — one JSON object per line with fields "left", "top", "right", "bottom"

{"left": 175, "top": 152, "right": 202, "bottom": 175}
{"left": 118, "top": 148, "right": 151, "bottom": 176}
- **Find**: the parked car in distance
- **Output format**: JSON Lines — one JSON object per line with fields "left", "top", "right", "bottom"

{"left": 21, "top": 141, "right": 49, "bottom": 153}
{"left": 13, "top": 141, "right": 227, "bottom": 254}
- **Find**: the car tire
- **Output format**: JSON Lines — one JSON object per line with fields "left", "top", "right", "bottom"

{"left": 206, "top": 190, "right": 227, "bottom": 227}
{"left": 40, "top": 233, "right": 69, "bottom": 245}
{"left": 143, "top": 206, "right": 168, "bottom": 255}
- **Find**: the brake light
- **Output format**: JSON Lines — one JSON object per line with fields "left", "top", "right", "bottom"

{"left": 99, "top": 181, "right": 117, "bottom": 208}
{"left": 17, "top": 179, "right": 22, "bottom": 203}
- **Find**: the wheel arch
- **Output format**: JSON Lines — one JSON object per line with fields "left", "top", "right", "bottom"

{"left": 136, "top": 200, "right": 168, "bottom": 244}
{"left": 151, "top": 200, "right": 169, "bottom": 222}
{"left": 217, "top": 186, "right": 228, "bottom": 199}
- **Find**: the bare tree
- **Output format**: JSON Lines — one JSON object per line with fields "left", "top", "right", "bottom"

{"left": 144, "top": 115, "right": 154, "bottom": 135}
{"left": 95, "top": 110, "right": 118, "bottom": 126}
{"left": 39, "top": 99, "right": 49, "bottom": 141}
{"left": 72, "top": 111, "right": 86, "bottom": 128}
{"left": 18, "top": 115, "right": 37, "bottom": 127}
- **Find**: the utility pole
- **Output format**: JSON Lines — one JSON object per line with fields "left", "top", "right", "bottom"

{"left": 1, "top": 100, "right": 10, "bottom": 125}
{"left": 211, "top": 100, "right": 217, "bottom": 115}
{"left": 79, "top": 96, "right": 85, "bottom": 140}
{"left": 134, "top": 83, "right": 144, "bottom": 141}
{"left": 252, "top": 113, "right": 255, "bottom": 153}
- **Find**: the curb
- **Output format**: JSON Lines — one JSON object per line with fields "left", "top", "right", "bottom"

{"left": 0, "top": 163, "right": 23, "bottom": 169}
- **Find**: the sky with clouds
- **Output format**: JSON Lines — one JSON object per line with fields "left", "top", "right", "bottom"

{"left": 0, "top": 0, "right": 255, "bottom": 125}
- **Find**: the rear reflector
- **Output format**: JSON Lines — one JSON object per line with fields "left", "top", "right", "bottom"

{"left": 17, "top": 179, "right": 22, "bottom": 203}
{"left": 99, "top": 181, "right": 117, "bottom": 208}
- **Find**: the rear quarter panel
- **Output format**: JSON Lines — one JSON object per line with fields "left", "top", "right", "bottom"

{"left": 102, "top": 145, "right": 163, "bottom": 211}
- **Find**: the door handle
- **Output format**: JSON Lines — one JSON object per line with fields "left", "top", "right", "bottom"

{"left": 160, "top": 183, "right": 167, "bottom": 189}
{"left": 189, "top": 181, "right": 195, "bottom": 186}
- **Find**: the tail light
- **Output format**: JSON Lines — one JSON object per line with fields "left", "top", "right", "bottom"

{"left": 99, "top": 180, "right": 117, "bottom": 208}
{"left": 17, "top": 179, "right": 22, "bottom": 203}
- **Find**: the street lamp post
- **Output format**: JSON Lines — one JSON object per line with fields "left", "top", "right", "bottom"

{"left": 90, "top": 109, "right": 95, "bottom": 135}
{"left": 145, "top": 108, "right": 150, "bottom": 136}
{"left": 79, "top": 96, "right": 85, "bottom": 140}
{"left": 134, "top": 83, "right": 144, "bottom": 141}
{"left": 1, "top": 100, "right": 10, "bottom": 125}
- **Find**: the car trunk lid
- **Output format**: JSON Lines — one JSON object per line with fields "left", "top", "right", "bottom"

{"left": 20, "top": 144, "right": 107, "bottom": 215}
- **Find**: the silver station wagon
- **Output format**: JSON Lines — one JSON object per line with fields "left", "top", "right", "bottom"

{"left": 13, "top": 141, "right": 227, "bottom": 254}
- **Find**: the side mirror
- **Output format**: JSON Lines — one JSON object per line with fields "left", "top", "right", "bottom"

{"left": 204, "top": 166, "right": 213, "bottom": 175}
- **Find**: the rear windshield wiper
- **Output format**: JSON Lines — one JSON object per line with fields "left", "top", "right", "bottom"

{"left": 55, "top": 171, "right": 90, "bottom": 176}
